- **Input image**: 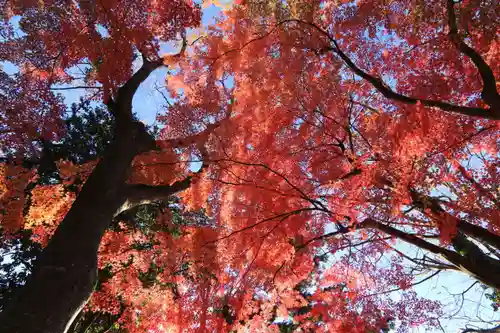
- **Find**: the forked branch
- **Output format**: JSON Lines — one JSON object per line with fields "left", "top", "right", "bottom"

{"left": 446, "top": 0, "right": 500, "bottom": 110}
{"left": 108, "top": 34, "right": 188, "bottom": 123}
{"left": 116, "top": 177, "right": 193, "bottom": 216}
{"left": 274, "top": 19, "right": 500, "bottom": 120}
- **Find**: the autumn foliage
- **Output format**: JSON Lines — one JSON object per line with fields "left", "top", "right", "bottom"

{"left": 1, "top": 0, "right": 499, "bottom": 332}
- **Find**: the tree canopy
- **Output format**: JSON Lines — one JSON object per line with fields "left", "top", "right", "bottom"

{"left": 0, "top": 0, "right": 499, "bottom": 332}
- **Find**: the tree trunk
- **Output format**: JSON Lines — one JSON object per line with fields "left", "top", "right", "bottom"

{"left": 450, "top": 232, "right": 500, "bottom": 289}
{"left": 0, "top": 120, "right": 150, "bottom": 333}
{"left": 0, "top": 53, "right": 169, "bottom": 333}
{"left": 456, "top": 219, "right": 500, "bottom": 252}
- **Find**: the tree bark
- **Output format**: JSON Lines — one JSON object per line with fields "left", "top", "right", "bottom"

{"left": 0, "top": 58, "right": 166, "bottom": 333}
{"left": 456, "top": 219, "right": 500, "bottom": 252}
{"left": 0, "top": 119, "right": 150, "bottom": 333}
{"left": 0, "top": 42, "right": 212, "bottom": 330}
{"left": 363, "top": 219, "right": 500, "bottom": 290}
{"left": 410, "top": 190, "right": 500, "bottom": 252}
{"left": 462, "top": 324, "right": 500, "bottom": 333}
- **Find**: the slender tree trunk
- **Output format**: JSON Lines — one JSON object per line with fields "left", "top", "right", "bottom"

{"left": 0, "top": 119, "right": 150, "bottom": 333}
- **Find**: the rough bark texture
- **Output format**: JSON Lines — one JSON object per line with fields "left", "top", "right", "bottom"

{"left": 0, "top": 119, "right": 152, "bottom": 333}
{"left": 0, "top": 58, "right": 165, "bottom": 333}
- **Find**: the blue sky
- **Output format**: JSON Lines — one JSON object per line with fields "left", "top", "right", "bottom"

{"left": 0, "top": 3, "right": 227, "bottom": 124}
{"left": 130, "top": 3, "right": 229, "bottom": 125}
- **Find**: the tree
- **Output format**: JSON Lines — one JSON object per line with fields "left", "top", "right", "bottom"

{"left": 0, "top": 101, "right": 118, "bottom": 332}
{"left": 163, "top": 0, "right": 500, "bottom": 287}
{"left": 0, "top": 99, "right": 114, "bottom": 314}
{"left": 153, "top": 0, "right": 499, "bottom": 329}
{"left": 0, "top": 0, "right": 499, "bottom": 332}
{"left": 0, "top": 1, "right": 202, "bottom": 332}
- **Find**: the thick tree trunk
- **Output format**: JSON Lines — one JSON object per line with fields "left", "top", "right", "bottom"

{"left": 456, "top": 219, "right": 500, "bottom": 252}
{"left": 0, "top": 120, "right": 151, "bottom": 333}
{"left": 450, "top": 232, "right": 500, "bottom": 289}
{"left": 0, "top": 54, "right": 168, "bottom": 333}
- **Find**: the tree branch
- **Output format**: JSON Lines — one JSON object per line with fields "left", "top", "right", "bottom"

{"left": 109, "top": 59, "right": 164, "bottom": 122}
{"left": 362, "top": 218, "right": 500, "bottom": 289}
{"left": 456, "top": 164, "right": 500, "bottom": 210}
{"left": 412, "top": 190, "right": 500, "bottom": 252}
{"left": 389, "top": 245, "right": 458, "bottom": 271}
{"left": 50, "top": 86, "right": 102, "bottom": 91}
{"left": 446, "top": 0, "right": 500, "bottom": 110}
{"left": 300, "top": 225, "right": 351, "bottom": 249}
{"left": 115, "top": 177, "right": 192, "bottom": 216}
{"left": 203, "top": 208, "right": 316, "bottom": 246}
{"left": 361, "top": 218, "right": 462, "bottom": 260}
{"left": 462, "top": 324, "right": 500, "bottom": 333}
{"left": 279, "top": 19, "right": 500, "bottom": 120}
{"left": 110, "top": 34, "right": 188, "bottom": 123}
{"left": 361, "top": 269, "right": 442, "bottom": 299}
{"left": 328, "top": 42, "right": 498, "bottom": 119}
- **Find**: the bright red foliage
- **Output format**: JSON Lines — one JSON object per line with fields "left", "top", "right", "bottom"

{"left": 0, "top": 0, "right": 200, "bottom": 150}
{"left": 1, "top": 0, "right": 499, "bottom": 332}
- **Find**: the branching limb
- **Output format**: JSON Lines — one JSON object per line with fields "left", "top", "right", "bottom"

{"left": 361, "top": 218, "right": 462, "bottom": 259}
{"left": 361, "top": 218, "right": 500, "bottom": 289}
{"left": 361, "top": 270, "right": 442, "bottom": 299}
{"left": 455, "top": 164, "right": 500, "bottom": 210}
{"left": 326, "top": 41, "right": 498, "bottom": 119}
{"left": 446, "top": 0, "right": 500, "bottom": 110}
{"left": 107, "top": 59, "right": 164, "bottom": 123}
{"left": 203, "top": 208, "right": 316, "bottom": 246}
{"left": 299, "top": 224, "right": 353, "bottom": 249}
{"left": 413, "top": 191, "right": 500, "bottom": 253}
{"left": 275, "top": 19, "right": 500, "bottom": 120}
{"left": 389, "top": 245, "right": 459, "bottom": 271}
{"left": 462, "top": 324, "right": 500, "bottom": 333}
{"left": 109, "top": 34, "right": 188, "bottom": 123}
{"left": 115, "top": 177, "right": 193, "bottom": 216}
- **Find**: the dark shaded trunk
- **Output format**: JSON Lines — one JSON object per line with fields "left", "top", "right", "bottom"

{"left": 404, "top": 190, "right": 500, "bottom": 287}
{"left": 410, "top": 190, "right": 500, "bottom": 253}
{"left": 0, "top": 119, "right": 152, "bottom": 333}
{"left": 450, "top": 231, "right": 500, "bottom": 289}
{"left": 456, "top": 219, "right": 500, "bottom": 252}
{"left": 0, "top": 54, "right": 167, "bottom": 333}
{"left": 462, "top": 324, "right": 500, "bottom": 333}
